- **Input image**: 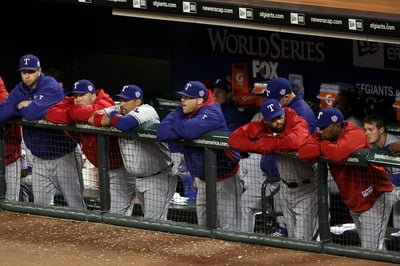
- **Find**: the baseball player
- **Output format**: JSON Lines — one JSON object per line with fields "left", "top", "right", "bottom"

{"left": 156, "top": 81, "right": 242, "bottom": 230}
{"left": 229, "top": 98, "right": 318, "bottom": 240}
{"left": 211, "top": 78, "right": 249, "bottom": 131}
{"left": 239, "top": 77, "right": 317, "bottom": 234}
{"left": 47, "top": 79, "right": 132, "bottom": 215}
{"left": 363, "top": 114, "right": 400, "bottom": 233}
{"left": 299, "top": 108, "right": 394, "bottom": 250}
{"left": 89, "top": 85, "right": 178, "bottom": 220}
{"left": 0, "top": 54, "right": 86, "bottom": 209}
{"left": 0, "top": 76, "right": 22, "bottom": 201}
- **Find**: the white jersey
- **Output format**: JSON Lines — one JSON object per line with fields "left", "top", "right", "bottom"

{"left": 119, "top": 104, "right": 172, "bottom": 176}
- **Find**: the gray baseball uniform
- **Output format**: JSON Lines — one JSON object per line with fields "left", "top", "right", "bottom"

{"left": 119, "top": 104, "right": 177, "bottom": 220}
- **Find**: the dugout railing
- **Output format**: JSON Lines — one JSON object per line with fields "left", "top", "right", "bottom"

{"left": 0, "top": 119, "right": 399, "bottom": 264}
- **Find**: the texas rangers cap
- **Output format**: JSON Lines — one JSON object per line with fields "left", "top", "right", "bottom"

{"left": 315, "top": 107, "right": 344, "bottom": 129}
{"left": 264, "top": 77, "right": 292, "bottom": 100}
{"left": 17, "top": 54, "right": 41, "bottom": 71}
{"left": 212, "top": 78, "right": 232, "bottom": 92}
{"left": 115, "top": 85, "right": 143, "bottom": 101}
{"left": 71, "top": 79, "right": 96, "bottom": 94}
{"left": 176, "top": 81, "right": 207, "bottom": 99}
{"left": 261, "top": 98, "right": 284, "bottom": 121}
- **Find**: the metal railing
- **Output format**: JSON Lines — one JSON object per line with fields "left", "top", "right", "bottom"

{"left": 0, "top": 119, "right": 399, "bottom": 264}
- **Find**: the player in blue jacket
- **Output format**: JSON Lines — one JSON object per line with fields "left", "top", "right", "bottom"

{"left": 0, "top": 54, "right": 85, "bottom": 209}
{"left": 156, "top": 81, "right": 242, "bottom": 230}
{"left": 211, "top": 78, "right": 249, "bottom": 131}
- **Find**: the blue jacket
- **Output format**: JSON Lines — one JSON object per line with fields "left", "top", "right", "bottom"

{"left": 156, "top": 91, "right": 240, "bottom": 180}
{"left": 0, "top": 74, "right": 77, "bottom": 159}
{"left": 220, "top": 100, "right": 249, "bottom": 131}
{"left": 286, "top": 90, "right": 316, "bottom": 133}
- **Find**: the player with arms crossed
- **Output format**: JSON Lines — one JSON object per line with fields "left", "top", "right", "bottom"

{"left": 228, "top": 98, "right": 318, "bottom": 240}
{"left": 47, "top": 79, "right": 132, "bottom": 215}
{"left": 298, "top": 108, "right": 394, "bottom": 250}
{"left": 0, "top": 54, "right": 85, "bottom": 209}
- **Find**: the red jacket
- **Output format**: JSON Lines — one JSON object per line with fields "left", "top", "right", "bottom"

{"left": 47, "top": 89, "right": 123, "bottom": 170}
{"left": 0, "top": 76, "right": 21, "bottom": 165}
{"left": 228, "top": 107, "right": 310, "bottom": 154}
{"left": 298, "top": 121, "right": 393, "bottom": 212}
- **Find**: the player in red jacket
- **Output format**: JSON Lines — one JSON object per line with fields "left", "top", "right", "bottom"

{"left": 47, "top": 79, "right": 135, "bottom": 215}
{"left": 229, "top": 98, "right": 318, "bottom": 240}
{"left": 298, "top": 107, "right": 394, "bottom": 250}
{"left": 0, "top": 76, "right": 22, "bottom": 201}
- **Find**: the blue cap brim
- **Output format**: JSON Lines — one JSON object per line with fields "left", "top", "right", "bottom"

{"left": 17, "top": 67, "right": 38, "bottom": 71}
{"left": 265, "top": 109, "right": 284, "bottom": 121}
{"left": 115, "top": 94, "right": 133, "bottom": 100}
{"left": 176, "top": 91, "right": 195, "bottom": 98}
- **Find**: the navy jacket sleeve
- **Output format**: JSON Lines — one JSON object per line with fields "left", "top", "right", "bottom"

{"left": 20, "top": 76, "right": 64, "bottom": 121}
{"left": 157, "top": 104, "right": 227, "bottom": 141}
{"left": 157, "top": 107, "right": 185, "bottom": 141}
{"left": 0, "top": 75, "right": 63, "bottom": 123}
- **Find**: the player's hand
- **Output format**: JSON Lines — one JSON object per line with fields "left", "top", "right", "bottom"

{"left": 17, "top": 100, "right": 32, "bottom": 109}
{"left": 388, "top": 141, "right": 400, "bottom": 156}
{"left": 95, "top": 109, "right": 106, "bottom": 115}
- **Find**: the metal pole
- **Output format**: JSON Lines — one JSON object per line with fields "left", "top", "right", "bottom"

{"left": 317, "top": 161, "right": 331, "bottom": 244}
{"left": 205, "top": 147, "right": 217, "bottom": 228}
{"left": 97, "top": 135, "right": 110, "bottom": 212}
{"left": 0, "top": 127, "right": 5, "bottom": 199}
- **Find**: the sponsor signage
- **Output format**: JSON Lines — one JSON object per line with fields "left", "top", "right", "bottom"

{"left": 353, "top": 41, "right": 400, "bottom": 72}
{"left": 83, "top": 0, "right": 400, "bottom": 38}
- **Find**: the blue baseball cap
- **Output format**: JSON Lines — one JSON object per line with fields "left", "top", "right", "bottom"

{"left": 176, "top": 81, "right": 207, "bottom": 99}
{"left": 17, "top": 54, "right": 41, "bottom": 71}
{"left": 115, "top": 85, "right": 143, "bottom": 100}
{"left": 264, "top": 77, "right": 292, "bottom": 100}
{"left": 316, "top": 107, "right": 344, "bottom": 129}
{"left": 71, "top": 79, "right": 96, "bottom": 94}
{"left": 212, "top": 78, "right": 231, "bottom": 92}
{"left": 261, "top": 98, "right": 284, "bottom": 121}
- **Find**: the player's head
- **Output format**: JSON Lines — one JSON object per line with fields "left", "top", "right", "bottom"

{"left": 363, "top": 114, "right": 386, "bottom": 146}
{"left": 176, "top": 81, "right": 208, "bottom": 115}
{"left": 261, "top": 98, "right": 286, "bottom": 133}
{"left": 18, "top": 54, "right": 42, "bottom": 89}
{"left": 71, "top": 79, "right": 97, "bottom": 106}
{"left": 115, "top": 85, "right": 144, "bottom": 115}
{"left": 316, "top": 107, "right": 344, "bottom": 141}
{"left": 264, "top": 77, "right": 292, "bottom": 107}
{"left": 211, "top": 77, "right": 232, "bottom": 105}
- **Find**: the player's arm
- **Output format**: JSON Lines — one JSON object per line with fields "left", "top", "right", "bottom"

{"left": 320, "top": 130, "right": 366, "bottom": 162}
{"left": 228, "top": 122, "right": 261, "bottom": 153}
{"left": 157, "top": 108, "right": 182, "bottom": 141}
{"left": 88, "top": 110, "right": 112, "bottom": 127}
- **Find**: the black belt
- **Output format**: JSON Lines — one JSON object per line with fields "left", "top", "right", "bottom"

{"left": 136, "top": 163, "right": 173, "bottom": 179}
{"left": 137, "top": 171, "right": 162, "bottom": 179}
{"left": 282, "top": 178, "right": 311, "bottom": 188}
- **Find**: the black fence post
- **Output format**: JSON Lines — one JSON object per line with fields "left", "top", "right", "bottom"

{"left": 97, "top": 134, "right": 110, "bottom": 213}
{"left": 0, "top": 127, "right": 5, "bottom": 199}
{"left": 205, "top": 147, "right": 217, "bottom": 228}
{"left": 317, "top": 161, "right": 331, "bottom": 244}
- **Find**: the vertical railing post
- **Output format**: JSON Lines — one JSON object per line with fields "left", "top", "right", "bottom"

{"left": 0, "top": 127, "right": 5, "bottom": 199}
{"left": 317, "top": 161, "right": 331, "bottom": 245}
{"left": 97, "top": 134, "right": 110, "bottom": 212}
{"left": 205, "top": 147, "right": 217, "bottom": 228}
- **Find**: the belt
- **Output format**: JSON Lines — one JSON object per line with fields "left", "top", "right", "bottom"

{"left": 136, "top": 163, "right": 173, "bottom": 179}
{"left": 282, "top": 178, "right": 311, "bottom": 188}
{"left": 137, "top": 171, "right": 162, "bottom": 179}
